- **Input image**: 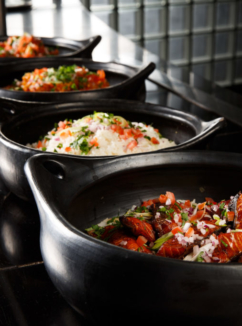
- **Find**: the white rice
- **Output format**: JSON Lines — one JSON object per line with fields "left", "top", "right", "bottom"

{"left": 27, "top": 112, "right": 176, "bottom": 156}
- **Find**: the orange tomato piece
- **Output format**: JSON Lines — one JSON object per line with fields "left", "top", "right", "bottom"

{"left": 171, "top": 227, "right": 183, "bottom": 235}
{"left": 127, "top": 140, "right": 137, "bottom": 150}
{"left": 198, "top": 202, "right": 206, "bottom": 210}
{"left": 131, "top": 128, "right": 143, "bottom": 139}
{"left": 111, "top": 124, "right": 124, "bottom": 135}
{"left": 180, "top": 200, "right": 191, "bottom": 209}
{"left": 123, "top": 129, "right": 133, "bottom": 138}
{"left": 205, "top": 197, "right": 216, "bottom": 204}
{"left": 60, "top": 130, "right": 72, "bottom": 139}
{"left": 89, "top": 137, "right": 99, "bottom": 147}
{"left": 190, "top": 210, "right": 205, "bottom": 222}
{"left": 137, "top": 236, "right": 148, "bottom": 247}
{"left": 37, "top": 140, "right": 42, "bottom": 148}
{"left": 142, "top": 198, "right": 159, "bottom": 207}
{"left": 166, "top": 191, "right": 176, "bottom": 205}
{"left": 185, "top": 227, "right": 194, "bottom": 238}
{"left": 97, "top": 70, "right": 106, "bottom": 79}
{"left": 227, "top": 211, "right": 235, "bottom": 221}
{"left": 159, "top": 194, "right": 167, "bottom": 204}
{"left": 65, "top": 147, "right": 71, "bottom": 152}
{"left": 151, "top": 137, "right": 159, "bottom": 144}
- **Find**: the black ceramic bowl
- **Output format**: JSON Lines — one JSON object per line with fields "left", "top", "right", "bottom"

{"left": 0, "top": 35, "right": 101, "bottom": 62}
{"left": 0, "top": 99, "right": 224, "bottom": 200}
{"left": 0, "top": 59, "right": 155, "bottom": 102}
{"left": 24, "top": 151, "right": 242, "bottom": 326}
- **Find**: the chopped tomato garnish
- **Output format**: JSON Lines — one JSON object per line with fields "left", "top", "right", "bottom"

{"left": 180, "top": 200, "right": 191, "bottom": 209}
{"left": 190, "top": 210, "right": 205, "bottom": 222}
{"left": 60, "top": 130, "right": 72, "bottom": 139}
{"left": 65, "top": 147, "right": 71, "bottom": 152}
{"left": 113, "top": 118, "right": 122, "bottom": 125}
{"left": 111, "top": 124, "right": 124, "bottom": 135}
{"left": 142, "top": 200, "right": 154, "bottom": 207}
{"left": 97, "top": 70, "right": 106, "bottom": 79}
{"left": 127, "top": 140, "right": 137, "bottom": 150}
{"left": 154, "top": 129, "right": 159, "bottom": 133}
{"left": 166, "top": 191, "right": 176, "bottom": 205}
{"left": 185, "top": 227, "right": 194, "bottom": 238}
{"left": 142, "top": 198, "right": 159, "bottom": 207}
{"left": 85, "top": 117, "right": 92, "bottom": 123}
{"left": 159, "top": 194, "right": 167, "bottom": 204}
{"left": 205, "top": 197, "right": 216, "bottom": 205}
{"left": 58, "top": 121, "right": 66, "bottom": 131}
{"left": 89, "top": 137, "right": 99, "bottom": 147}
{"left": 123, "top": 129, "right": 132, "bottom": 138}
{"left": 227, "top": 211, "right": 235, "bottom": 221}
{"left": 131, "top": 128, "right": 143, "bottom": 139}
{"left": 198, "top": 202, "right": 206, "bottom": 210}
{"left": 171, "top": 227, "right": 183, "bottom": 235}
{"left": 137, "top": 236, "right": 148, "bottom": 247}
{"left": 151, "top": 137, "right": 159, "bottom": 144}
{"left": 37, "top": 140, "right": 42, "bottom": 148}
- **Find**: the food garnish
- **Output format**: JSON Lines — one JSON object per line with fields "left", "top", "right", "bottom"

{"left": 0, "top": 33, "right": 58, "bottom": 58}
{"left": 27, "top": 112, "right": 176, "bottom": 156}
{"left": 85, "top": 191, "right": 242, "bottom": 263}
{"left": 5, "top": 65, "right": 109, "bottom": 92}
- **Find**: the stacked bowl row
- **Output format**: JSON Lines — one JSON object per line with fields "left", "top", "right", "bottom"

{"left": 0, "top": 33, "right": 239, "bottom": 326}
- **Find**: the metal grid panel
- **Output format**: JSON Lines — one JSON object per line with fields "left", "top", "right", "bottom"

{"left": 82, "top": 0, "right": 242, "bottom": 86}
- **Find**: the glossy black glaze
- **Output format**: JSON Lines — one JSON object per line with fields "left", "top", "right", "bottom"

{"left": 0, "top": 99, "right": 224, "bottom": 200}
{"left": 0, "top": 264, "right": 90, "bottom": 326}
{"left": 25, "top": 151, "right": 242, "bottom": 326}
{"left": 0, "top": 35, "right": 102, "bottom": 62}
{"left": 0, "top": 193, "right": 41, "bottom": 267}
{"left": 0, "top": 59, "right": 155, "bottom": 102}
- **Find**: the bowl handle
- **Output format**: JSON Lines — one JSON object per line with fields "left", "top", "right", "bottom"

{"left": 170, "top": 117, "right": 226, "bottom": 151}
{"left": 24, "top": 154, "right": 110, "bottom": 211}
{"left": 0, "top": 97, "right": 49, "bottom": 123}
{"left": 72, "top": 35, "right": 102, "bottom": 59}
{"left": 122, "top": 62, "right": 155, "bottom": 86}
{"left": 201, "top": 117, "right": 226, "bottom": 134}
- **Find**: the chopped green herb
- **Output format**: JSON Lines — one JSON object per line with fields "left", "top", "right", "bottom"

{"left": 174, "top": 202, "right": 182, "bottom": 210}
{"left": 221, "top": 240, "right": 228, "bottom": 247}
{"left": 196, "top": 252, "right": 204, "bottom": 262}
{"left": 57, "top": 143, "right": 63, "bottom": 149}
{"left": 135, "top": 206, "right": 149, "bottom": 213}
{"left": 152, "top": 232, "right": 174, "bottom": 250}
{"left": 144, "top": 136, "right": 151, "bottom": 141}
{"left": 42, "top": 147, "right": 46, "bottom": 151}
{"left": 219, "top": 202, "right": 225, "bottom": 210}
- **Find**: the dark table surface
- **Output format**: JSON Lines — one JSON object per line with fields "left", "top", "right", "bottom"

{"left": 1, "top": 1, "right": 242, "bottom": 325}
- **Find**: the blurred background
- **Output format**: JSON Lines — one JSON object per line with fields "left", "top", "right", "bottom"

{"left": 4, "top": 0, "right": 242, "bottom": 90}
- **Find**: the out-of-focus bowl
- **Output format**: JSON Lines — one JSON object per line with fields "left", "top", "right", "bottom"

{"left": 0, "top": 60, "right": 155, "bottom": 102}
{"left": 0, "top": 35, "right": 101, "bottom": 62}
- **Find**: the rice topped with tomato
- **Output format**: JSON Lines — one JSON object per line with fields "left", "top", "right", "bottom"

{"left": 27, "top": 112, "right": 176, "bottom": 156}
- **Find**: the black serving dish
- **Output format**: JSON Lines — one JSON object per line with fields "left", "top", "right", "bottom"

{"left": 0, "top": 99, "right": 224, "bottom": 200}
{"left": 0, "top": 59, "right": 155, "bottom": 103}
{"left": 24, "top": 151, "right": 242, "bottom": 326}
{"left": 0, "top": 35, "right": 101, "bottom": 62}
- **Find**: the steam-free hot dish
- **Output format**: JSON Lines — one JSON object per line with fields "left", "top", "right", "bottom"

{"left": 86, "top": 191, "right": 242, "bottom": 263}
{"left": 5, "top": 65, "right": 109, "bottom": 92}
{"left": 0, "top": 33, "right": 59, "bottom": 58}
{"left": 27, "top": 112, "right": 176, "bottom": 155}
